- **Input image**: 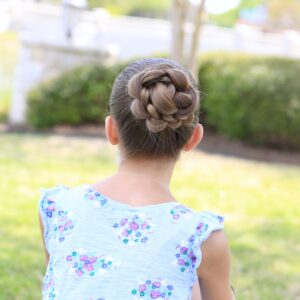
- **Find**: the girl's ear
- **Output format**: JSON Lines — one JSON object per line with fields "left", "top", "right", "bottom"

{"left": 105, "top": 115, "right": 119, "bottom": 145}
{"left": 183, "top": 123, "right": 203, "bottom": 152}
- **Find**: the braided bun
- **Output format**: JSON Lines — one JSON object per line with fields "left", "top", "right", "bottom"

{"left": 128, "top": 63, "right": 198, "bottom": 133}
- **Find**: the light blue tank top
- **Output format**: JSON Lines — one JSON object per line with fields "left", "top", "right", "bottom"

{"left": 39, "top": 184, "right": 224, "bottom": 300}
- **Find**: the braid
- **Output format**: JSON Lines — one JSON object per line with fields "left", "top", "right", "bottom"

{"left": 128, "top": 63, "right": 198, "bottom": 133}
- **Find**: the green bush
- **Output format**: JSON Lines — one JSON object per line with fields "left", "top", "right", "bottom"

{"left": 27, "top": 63, "right": 125, "bottom": 128}
{"left": 88, "top": 0, "right": 169, "bottom": 18}
{"left": 27, "top": 53, "right": 300, "bottom": 150}
{"left": 199, "top": 52, "right": 300, "bottom": 150}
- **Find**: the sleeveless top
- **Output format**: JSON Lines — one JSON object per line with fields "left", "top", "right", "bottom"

{"left": 38, "top": 184, "right": 225, "bottom": 300}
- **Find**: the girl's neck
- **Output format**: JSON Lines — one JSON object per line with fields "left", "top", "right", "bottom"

{"left": 91, "top": 156, "right": 178, "bottom": 206}
{"left": 117, "top": 156, "right": 176, "bottom": 188}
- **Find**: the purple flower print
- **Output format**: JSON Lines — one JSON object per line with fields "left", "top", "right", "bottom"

{"left": 41, "top": 192, "right": 75, "bottom": 243}
{"left": 84, "top": 264, "right": 94, "bottom": 272}
{"left": 129, "top": 221, "right": 139, "bottom": 230}
{"left": 80, "top": 255, "right": 97, "bottom": 272}
{"left": 66, "top": 252, "right": 115, "bottom": 277}
{"left": 196, "top": 222, "right": 203, "bottom": 231}
{"left": 43, "top": 199, "right": 56, "bottom": 218}
{"left": 80, "top": 255, "right": 89, "bottom": 261}
{"left": 66, "top": 255, "right": 72, "bottom": 262}
{"left": 180, "top": 247, "right": 188, "bottom": 254}
{"left": 131, "top": 279, "right": 174, "bottom": 299}
{"left": 218, "top": 215, "right": 224, "bottom": 223}
{"left": 174, "top": 242, "right": 197, "bottom": 273}
{"left": 43, "top": 266, "right": 55, "bottom": 291}
{"left": 58, "top": 225, "right": 64, "bottom": 233}
{"left": 113, "top": 214, "right": 154, "bottom": 245}
{"left": 189, "top": 235, "right": 195, "bottom": 243}
{"left": 191, "top": 254, "right": 197, "bottom": 264}
{"left": 52, "top": 210, "right": 75, "bottom": 243}
{"left": 141, "top": 222, "right": 148, "bottom": 229}
{"left": 150, "top": 290, "right": 161, "bottom": 298}
{"left": 195, "top": 222, "right": 209, "bottom": 236}
{"left": 169, "top": 205, "right": 194, "bottom": 223}
{"left": 42, "top": 265, "right": 56, "bottom": 299}
{"left": 84, "top": 187, "right": 108, "bottom": 207}
{"left": 139, "top": 284, "right": 147, "bottom": 292}
{"left": 122, "top": 229, "right": 129, "bottom": 237}
{"left": 76, "top": 269, "right": 84, "bottom": 277}
{"left": 120, "top": 218, "right": 128, "bottom": 226}
{"left": 141, "top": 237, "right": 148, "bottom": 243}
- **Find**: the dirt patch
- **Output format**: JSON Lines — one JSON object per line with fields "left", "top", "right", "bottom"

{"left": 2, "top": 123, "right": 300, "bottom": 166}
{"left": 199, "top": 130, "right": 300, "bottom": 166}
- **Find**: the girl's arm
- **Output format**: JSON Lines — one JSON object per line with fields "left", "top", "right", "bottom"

{"left": 38, "top": 212, "right": 50, "bottom": 265}
{"left": 192, "top": 280, "right": 202, "bottom": 300}
{"left": 197, "top": 230, "right": 235, "bottom": 300}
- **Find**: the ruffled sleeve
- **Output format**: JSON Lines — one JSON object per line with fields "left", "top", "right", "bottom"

{"left": 38, "top": 185, "right": 69, "bottom": 251}
{"left": 191, "top": 211, "right": 225, "bottom": 276}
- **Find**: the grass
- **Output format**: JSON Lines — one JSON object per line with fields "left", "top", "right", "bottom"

{"left": 0, "top": 31, "right": 19, "bottom": 121}
{"left": 0, "top": 132, "right": 299, "bottom": 300}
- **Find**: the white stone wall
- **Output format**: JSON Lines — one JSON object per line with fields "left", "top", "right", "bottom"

{"left": 9, "top": 34, "right": 117, "bottom": 125}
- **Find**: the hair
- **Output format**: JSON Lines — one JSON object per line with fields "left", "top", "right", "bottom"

{"left": 109, "top": 58, "right": 200, "bottom": 159}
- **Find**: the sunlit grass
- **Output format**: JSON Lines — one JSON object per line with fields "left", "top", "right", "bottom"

{"left": 0, "top": 132, "right": 299, "bottom": 300}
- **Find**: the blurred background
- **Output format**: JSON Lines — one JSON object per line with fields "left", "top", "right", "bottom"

{"left": 0, "top": 0, "right": 300, "bottom": 299}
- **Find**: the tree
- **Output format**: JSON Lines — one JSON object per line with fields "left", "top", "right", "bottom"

{"left": 267, "top": 0, "right": 300, "bottom": 30}
{"left": 171, "top": 0, "right": 207, "bottom": 78}
{"left": 209, "top": 0, "right": 264, "bottom": 27}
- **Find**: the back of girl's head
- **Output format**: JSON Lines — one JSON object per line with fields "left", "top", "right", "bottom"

{"left": 109, "top": 58, "right": 200, "bottom": 159}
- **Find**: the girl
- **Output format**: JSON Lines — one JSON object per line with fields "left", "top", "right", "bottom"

{"left": 39, "top": 58, "right": 235, "bottom": 300}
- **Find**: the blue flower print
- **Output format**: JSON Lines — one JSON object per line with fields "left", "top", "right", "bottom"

{"left": 112, "top": 213, "right": 154, "bottom": 245}
{"left": 169, "top": 205, "right": 195, "bottom": 224}
{"left": 131, "top": 278, "right": 174, "bottom": 299}
{"left": 84, "top": 187, "right": 108, "bottom": 208}
{"left": 66, "top": 251, "right": 119, "bottom": 278}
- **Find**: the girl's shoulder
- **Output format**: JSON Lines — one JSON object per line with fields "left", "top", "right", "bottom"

{"left": 190, "top": 209, "right": 225, "bottom": 244}
{"left": 38, "top": 184, "right": 72, "bottom": 211}
{"left": 176, "top": 204, "right": 225, "bottom": 240}
{"left": 171, "top": 203, "right": 224, "bottom": 228}
{"left": 38, "top": 184, "right": 88, "bottom": 251}
{"left": 166, "top": 202, "right": 225, "bottom": 249}
{"left": 167, "top": 204, "right": 225, "bottom": 277}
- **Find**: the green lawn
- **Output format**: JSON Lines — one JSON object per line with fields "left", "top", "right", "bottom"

{"left": 0, "top": 132, "right": 299, "bottom": 300}
{"left": 0, "top": 31, "right": 19, "bottom": 121}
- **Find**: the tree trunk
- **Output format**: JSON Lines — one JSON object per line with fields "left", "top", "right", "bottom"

{"left": 171, "top": 0, "right": 188, "bottom": 64}
{"left": 186, "top": 0, "right": 206, "bottom": 77}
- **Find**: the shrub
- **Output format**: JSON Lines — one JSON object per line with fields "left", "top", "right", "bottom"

{"left": 88, "top": 0, "right": 169, "bottom": 18}
{"left": 27, "top": 63, "right": 125, "bottom": 128}
{"left": 199, "top": 52, "right": 300, "bottom": 150}
{"left": 27, "top": 53, "right": 300, "bottom": 150}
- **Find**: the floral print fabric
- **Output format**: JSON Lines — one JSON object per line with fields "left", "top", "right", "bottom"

{"left": 42, "top": 265, "right": 56, "bottom": 300}
{"left": 39, "top": 186, "right": 75, "bottom": 249}
{"left": 112, "top": 213, "right": 154, "bottom": 245}
{"left": 66, "top": 251, "right": 117, "bottom": 277}
{"left": 39, "top": 184, "right": 224, "bottom": 300}
{"left": 131, "top": 278, "right": 174, "bottom": 299}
